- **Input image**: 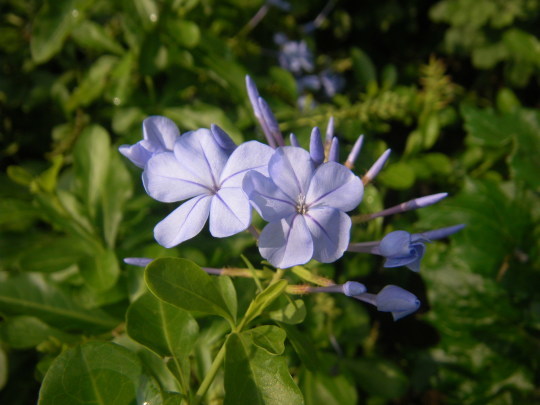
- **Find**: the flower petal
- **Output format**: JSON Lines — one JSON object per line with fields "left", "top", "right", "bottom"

{"left": 119, "top": 143, "right": 152, "bottom": 168}
{"left": 268, "top": 146, "right": 314, "bottom": 200}
{"left": 306, "top": 162, "right": 363, "bottom": 212}
{"left": 154, "top": 195, "right": 212, "bottom": 248}
{"left": 143, "top": 152, "right": 211, "bottom": 202}
{"left": 143, "top": 116, "right": 179, "bottom": 152}
{"left": 304, "top": 207, "right": 352, "bottom": 263}
{"left": 379, "top": 231, "right": 412, "bottom": 257}
{"left": 259, "top": 215, "right": 314, "bottom": 268}
{"left": 209, "top": 187, "right": 251, "bottom": 237}
{"left": 174, "top": 128, "right": 228, "bottom": 188}
{"left": 243, "top": 171, "right": 296, "bottom": 222}
{"left": 219, "top": 141, "right": 274, "bottom": 187}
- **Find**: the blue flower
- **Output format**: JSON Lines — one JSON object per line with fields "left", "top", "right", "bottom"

{"left": 277, "top": 39, "right": 314, "bottom": 74}
{"left": 375, "top": 285, "right": 421, "bottom": 320}
{"left": 243, "top": 146, "right": 363, "bottom": 268}
{"left": 143, "top": 128, "right": 273, "bottom": 247}
{"left": 119, "top": 116, "right": 179, "bottom": 168}
{"left": 379, "top": 230, "right": 429, "bottom": 272}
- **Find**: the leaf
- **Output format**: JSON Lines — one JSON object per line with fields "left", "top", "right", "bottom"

{"left": 0, "top": 272, "right": 118, "bottom": 331}
{"left": 279, "top": 323, "right": 319, "bottom": 371}
{"left": 145, "top": 258, "right": 235, "bottom": 324}
{"left": 350, "top": 358, "right": 408, "bottom": 399}
{"left": 301, "top": 370, "right": 357, "bottom": 405}
{"left": 214, "top": 275, "right": 238, "bottom": 323}
{"left": 378, "top": 162, "right": 416, "bottom": 190}
{"left": 73, "top": 125, "right": 111, "bottom": 218}
{"left": 19, "top": 236, "right": 88, "bottom": 273}
{"left": 101, "top": 152, "right": 133, "bottom": 248}
{"left": 508, "top": 109, "right": 540, "bottom": 191}
{"left": 30, "top": 0, "right": 92, "bottom": 63}
{"left": 0, "top": 316, "right": 76, "bottom": 349}
{"left": 126, "top": 292, "right": 199, "bottom": 359}
{"left": 269, "top": 298, "right": 306, "bottom": 324}
{"left": 224, "top": 332, "right": 303, "bottom": 405}
{"left": 38, "top": 342, "right": 142, "bottom": 405}
{"left": 78, "top": 249, "right": 120, "bottom": 291}
{"left": 242, "top": 280, "right": 288, "bottom": 327}
{"left": 168, "top": 20, "right": 200, "bottom": 48}
{"left": 244, "top": 325, "right": 286, "bottom": 355}
{"left": 71, "top": 19, "right": 124, "bottom": 54}
{"left": 351, "top": 47, "right": 376, "bottom": 88}
{"left": 67, "top": 56, "right": 118, "bottom": 111}
{"left": 461, "top": 105, "right": 514, "bottom": 147}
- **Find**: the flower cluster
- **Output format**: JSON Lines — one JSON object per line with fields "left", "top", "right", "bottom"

{"left": 120, "top": 76, "right": 463, "bottom": 320}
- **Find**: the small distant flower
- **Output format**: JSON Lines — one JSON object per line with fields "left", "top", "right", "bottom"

{"left": 119, "top": 116, "right": 179, "bottom": 168}
{"left": 143, "top": 129, "right": 273, "bottom": 247}
{"left": 243, "top": 146, "right": 363, "bottom": 268}
{"left": 319, "top": 69, "right": 345, "bottom": 98}
{"left": 277, "top": 38, "right": 314, "bottom": 74}
{"left": 379, "top": 230, "right": 429, "bottom": 272}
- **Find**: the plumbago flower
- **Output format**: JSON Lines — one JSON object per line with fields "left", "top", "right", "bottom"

{"left": 121, "top": 75, "right": 464, "bottom": 321}
{"left": 119, "top": 116, "right": 179, "bottom": 168}
{"left": 143, "top": 128, "right": 273, "bottom": 247}
{"left": 243, "top": 146, "right": 363, "bottom": 268}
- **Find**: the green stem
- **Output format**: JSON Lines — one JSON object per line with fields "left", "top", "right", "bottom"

{"left": 193, "top": 341, "right": 228, "bottom": 405}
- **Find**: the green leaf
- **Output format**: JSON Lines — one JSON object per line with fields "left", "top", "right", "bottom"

{"left": 242, "top": 280, "right": 288, "bottom": 327}
{"left": 350, "top": 358, "right": 408, "bottom": 399}
{"left": 126, "top": 292, "right": 198, "bottom": 359}
{"left": 145, "top": 258, "right": 235, "bottom": 323}
{"left": 462, "top": 105, "right": 514, "bottom": 147}
{"left": 224, "top": 332, "right": 303, "bottom": 405}
{"left": 301, "top": 369, "right": 357, "bottom": 405}
{"left": 101, "top": 152, "right": 133, "bottom": 248}
{"left": 0, "top": 273, "right": 118, "bottom": 331}
{"left": 38, "top": 342, "right": 142, "bottom": 405}
{"left": 30, "top": 0, "right": 92, "bottom": 63}
{"left": 71, "top": 20, "right": 124, "bottom": 54}
{"left": 67, "top": 56, "right": 118, "bottom": 111}
{"left": 73, "top": 125, "right": 111, "bottom": 218}
{"left": 351, "top": 47, "right": 376, "bottom": 88}
{"left": 19, "top": 236, "right": 88, "bottom": 273}
{"left": 269, "top": 298, "right": 306, "bottom": 325}
{"left": 214, "top": 275, "right": 238, "bottom": 323}
{"left": 78, "top": 249, "right": 120, "bottom": 291}
{"left": 244, "top": 325, "right": 286, "bottom": 355}
{"left": 168, "top": 20, "right": 200, "bottom": 48}
{"left": 0, "top": 316, "right": 76, "bottom": 349}
{"left": 508, "top": 109, "right": 540, "bottom": 191}
{"left": 378, "top": 162, "right": 416, "bottom": 190}
{"left": 279, "top": 323, "right": 319, "bottom": 371}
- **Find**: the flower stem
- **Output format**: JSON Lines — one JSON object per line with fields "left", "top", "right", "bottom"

{"left": 192, "top": 341, "right": 227, "bottom": 405}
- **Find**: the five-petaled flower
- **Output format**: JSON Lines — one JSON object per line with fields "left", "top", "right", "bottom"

{"left": 143, "top": 128, "right": 273, "bottom": 247}
{"left": 243, "top": 146, "right": 363, "bottom": 268}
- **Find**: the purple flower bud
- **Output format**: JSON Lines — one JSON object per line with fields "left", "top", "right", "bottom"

{"left": 211, "top": 124, "right": 237, "bottom": 154}
{"left": 379, "top": 230, "right": 428, "bottom": 272}
{"left": 289, "top": 133, "right": 300, "bottom": 147}
{"left": 328, "top": 137, "right": 339, "bottom": 162}
{"left": 124, "top": 257, "right": 153, "bottom": 267}
{"left": 342, "top": 281, "right": 367, "bottom": 296}
{"left": 310, "top": 127, "right": 324, "bottom": 165}
{"left": 325, "top": 116, "right": 335, "bottom": 143}
{"left": 364, "top": 149, "right": 391, "bottom": 184}
{"left": 345, "top": 135, "right": 364, "bottom": 168}
{"left": 375, "top": 285, "right": 421, "bottom": 320}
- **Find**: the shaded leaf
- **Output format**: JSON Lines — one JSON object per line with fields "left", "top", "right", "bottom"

{"left": 244, "top": 325, "right": 286, "bottom": 355}
{"left": 79, "top": 249, "right": 120, "bottom": 292}
{"left": 0, "top": 316, "right": 77, "bottom": 349}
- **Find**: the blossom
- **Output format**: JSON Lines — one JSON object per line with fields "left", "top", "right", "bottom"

{"left": 277, "top": 39, "right": 314, "bottom": 74}
{"left": 353, "top": 285, "right": 421, "bottom": 320}
{"left": 379, "top": 230, "right": 429, "bottom": 272}
{"left": 119, "top": 116, "right": 179, "bottom": 168}
{"left": 143, "top": 128, "right": 273, "bottom": 247}
{"left": 243, "top": 146, "right": 363, "bottom": 268}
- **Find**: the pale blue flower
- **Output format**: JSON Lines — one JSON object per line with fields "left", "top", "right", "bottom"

{"left": 119, "top": 116, "right": 179, "bottom": 168}
{"left": 379, "top": 230, "right": 429, "bottom": 272}
{"left": 353, "top": 285, "right": 421, "bottom": 320}
{"left": 243, "top": 146, "right": 363, "bottom": 268}
{"left": 278, "top": 40, "right": 314, "bottom": 74}
{"left": 143, "top": 129, "right": 273, "bottom": 247}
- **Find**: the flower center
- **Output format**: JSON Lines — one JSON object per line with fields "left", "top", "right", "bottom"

{"left": 296, "top": 194, "right": 308, "bottom": 215}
